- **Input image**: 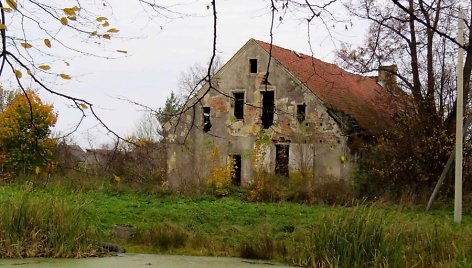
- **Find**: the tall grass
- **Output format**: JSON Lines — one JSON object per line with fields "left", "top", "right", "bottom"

{"left": 290, "top": 205, "right": 472, "bottom": 267}
{"left": 1, "top": 181, "right": 472, "bottom": 267}
{"left": 132, "top": 223, "right": 189, "bottom": 251}
{"left": 0, "top": 182, "right": 101, "bottom": 258}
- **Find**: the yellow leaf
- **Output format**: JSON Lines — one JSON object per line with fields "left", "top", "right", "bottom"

{"left": 1, "top": 7, "right": 12, "bottom": 13}
{"left": 80, "top": 103, "right": 88, "bottom": 109}
{"left": 27, "top": 69, "right": 32, "bottom": 75}
{"left": 60, "top": 17, "right": 68, "bottom": 25}
{"left": 102, "top": 34, "right": 111, "bottom": 40}
{"left": 0, "top": 24, "right": 6, "bottom": 30}
{"left": 113, "top": 174, "right": 121, "bottom": 183}
{"left": 107, "top": 28, "right": 119, "bottom": 33}
{"left": 63, "top": 7, "right": 76, "bottom": 16}
{"left": 90, "top": 30, "right": 97, "bottom": 36}
{"left": 68, "top": 15, "right": 77, "bottom": 21}
{"left": 6, "top": 0, "right": 17, "bottom": 10}
{"left": 59, "top": 73, "right": 71, "bottom": 79}
{"left": 102, "top": 21, "right": 110, "bottom": 27}
{"left": 44, "top": 39, "right": 51, "bottom": 48}
{"left": 96, "top": 16, "right": 108, "bottom": 22}
{"left": 15, "top": 70, "right": 22, "bottom": 78}
{"left": 20, "top": 42, "right": 32, "bottom": 48}
{"left": 116, "top": 50, "right": 127, "bottom": 54}
{"left": 35, "top": 166, "right": 41, "bottom": 175}
{"left": 72, "top": 6, "right": 80, "bottom": 12}
{"left": 38, "top": 65, "right": 51, "bottom": 71}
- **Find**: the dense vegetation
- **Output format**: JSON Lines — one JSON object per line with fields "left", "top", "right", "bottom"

{"left": 1, "top": 180, "right": 471, "bottom": 267}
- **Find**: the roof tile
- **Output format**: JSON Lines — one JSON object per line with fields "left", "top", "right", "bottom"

{"left": 255, "top": 39, "right": 396, "bottom": 134}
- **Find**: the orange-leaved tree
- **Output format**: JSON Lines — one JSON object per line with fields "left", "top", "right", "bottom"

{"left": 0, "top": 90, "right": 57, "bottom": 178}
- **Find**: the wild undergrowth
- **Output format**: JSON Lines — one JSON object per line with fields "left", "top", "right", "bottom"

{"left": 0, "top": 182, "right": 101, "bottom": 258}
{"left": 0, "top": 181, "right": 472, "bottom": 267}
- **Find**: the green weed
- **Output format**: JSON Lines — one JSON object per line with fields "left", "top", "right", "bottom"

{"left": 0, "top": 182, "right": 101, "bottom": 258}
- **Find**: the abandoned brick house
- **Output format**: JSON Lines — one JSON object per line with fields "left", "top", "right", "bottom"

{"left": 165, "top": 38, "right": 397, "bottom": 187}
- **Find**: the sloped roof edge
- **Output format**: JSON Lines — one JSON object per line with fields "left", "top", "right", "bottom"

{"left": 253, "top": 39, "right": 396, "bottom": 134}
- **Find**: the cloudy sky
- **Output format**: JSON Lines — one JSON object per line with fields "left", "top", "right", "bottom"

{"left": 5, "top": 1, "right": 368, "bottom": 148}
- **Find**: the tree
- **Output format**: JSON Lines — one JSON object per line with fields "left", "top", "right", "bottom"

{"left": 156, "top": 91, "right": 181, "bottom": 133}
{"left": 336, "top": 0, "right": 471, "bottom": 195}
{"left": 177, "top": 55, "right": 223, "bottom": 101}
{"left": 338, "top": 0, "right": 470, "bottom": 124}
{"left": 0, "top": 90, "right": 57, "bottom": 177}
{"left": 0, "top": 0, "right": 127, "bottom": 141}
{"left": 0, "top": 86, "right": 17, "bottom": 112}
{"left": 131, "top": 91, "right": 181, "bottom": 141}
{"left": 134, "top": 112, "right": 161, "bottom": 142}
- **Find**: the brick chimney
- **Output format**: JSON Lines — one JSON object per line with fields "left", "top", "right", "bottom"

{"left": 377, "top": 65, "right": 397, "bottom": 88}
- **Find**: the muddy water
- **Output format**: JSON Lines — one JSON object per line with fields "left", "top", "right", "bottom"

{"left": 0, "top": 254, "right": 292, "bottom": 268}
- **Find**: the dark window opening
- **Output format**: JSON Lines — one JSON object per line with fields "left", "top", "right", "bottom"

{"left": 297, "top": 104, "right": 306, "bottom": 122}
{"left": 250, "top": 59, "right": 258, "bottom": 73}
{"left": 261, "top": 91, "right": 274, "bottom": 129}
{"left": 231, "top": 154, "right": 242, "bottom": 185}
{"left": 275, "top": 144, "right": 289, "bottom": 177}
{"left": 203, "top": 107, "right": 211, "bottom": 132}
{"left": 234, "top": 92, "right": 244, "bottom": 120}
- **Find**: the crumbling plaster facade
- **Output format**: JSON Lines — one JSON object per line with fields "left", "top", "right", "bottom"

{"left": 166, "top": 40, "right": 359, "bottom": 187}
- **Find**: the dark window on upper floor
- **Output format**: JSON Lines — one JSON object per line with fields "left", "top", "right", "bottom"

{"left": 203, "top": 107, "right": 211, "bottom": 132}
{"left": 233, "top": 92, "right": 245, "bottom": 120}
{"left": 249, "top": 59, "right": 258, "bottom": 73}
{"left": 261, "top": 91, "right": 274, "bottom": 129}
{"left": 297, "top": 104, "right": 306, "bottom": 122}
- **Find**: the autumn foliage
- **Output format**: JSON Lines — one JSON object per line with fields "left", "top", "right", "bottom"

{"left": 0, "top": 91, "right": 57, "bottom": 178}
{"left": 355, "top": 114, "right": 453, "bottom": 199}
{"left": 206, "top": 147, "right": 235, "bottom": 196}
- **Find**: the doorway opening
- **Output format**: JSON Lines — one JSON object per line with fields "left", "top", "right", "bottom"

{"left": 275, "top": 144, "right": 289, "bottom": 177}
{"left": 231, "top": 154, "right": 242, "bottom": 185}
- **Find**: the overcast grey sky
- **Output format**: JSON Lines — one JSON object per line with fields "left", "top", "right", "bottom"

{"left": 16, "top": 1, "right": 368, "bottom": 148}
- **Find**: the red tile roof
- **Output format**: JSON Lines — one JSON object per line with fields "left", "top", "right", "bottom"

{"left": 254, "top": 39, "right": 396, "bottom": 134}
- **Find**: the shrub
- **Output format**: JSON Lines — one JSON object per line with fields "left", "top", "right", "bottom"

{"left": 355, "top": 115, "right": 454, "bottom": 200}
{"left": 311, "top": 179, "right": 357, "bottom": 206}
{"left": 206, "top": 148, "right": 235, "bottom": 196}
{"left": 248, "top": 172, "right": 285, "bottom": 202}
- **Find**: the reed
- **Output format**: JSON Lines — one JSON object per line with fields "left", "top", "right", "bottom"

{"left": 0, "top": 182, "right": 101, "bottom": 258}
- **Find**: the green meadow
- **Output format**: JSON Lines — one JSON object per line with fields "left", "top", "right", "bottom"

{"left": 0, "top": 182, "right": 471, "bottom": 267}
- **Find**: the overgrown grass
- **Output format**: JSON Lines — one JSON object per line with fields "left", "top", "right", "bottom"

{"left": 1, "top": 182, "right": 472, "bottom": 267}
{"left": 0, "top": 182, "right": 102, "bottom": 258}
{"left": 290, "top": 206, "right": 470, "bottom": 267}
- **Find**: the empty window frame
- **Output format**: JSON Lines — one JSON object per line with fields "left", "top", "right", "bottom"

{"left": 230, "top": 154, "right": 242, "bottom": 185}
{"left": 297, "top": 104, "right": 306, "bottom": 122}
{"left": 275, "top": 144, "right": 289, "bottom": 177}
{"left": 202, "top": 107, "right": 211, "bottom": 132}
{"left": 233, "top": 92, "right": 245, "bottom": 120}
{"left": 249, "top": 58, "right": 258, "bottom": 73}
{"left": 261, "top": 91, "right": 274, "bottom": 129}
